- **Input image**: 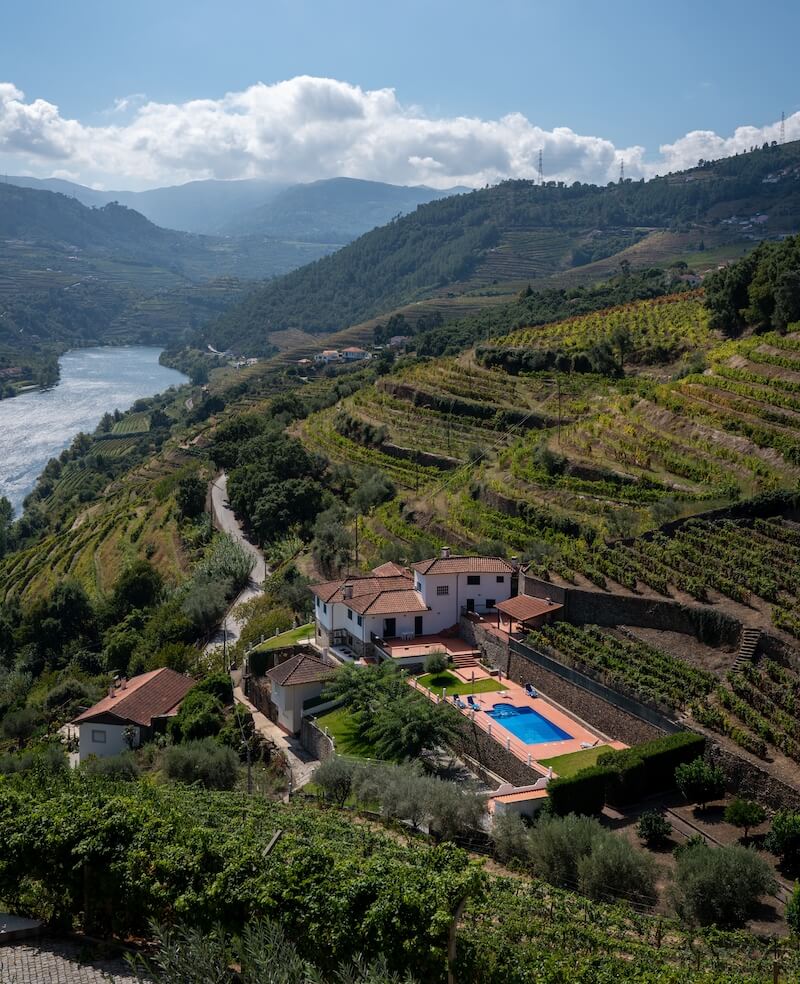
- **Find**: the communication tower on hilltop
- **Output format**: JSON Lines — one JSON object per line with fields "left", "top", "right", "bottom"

{"left": 781, "top": 111, "right": 786, "bottom": 145}
{"left": 537, "top": 148, "right": 544, "bottom": 186}
{"left": 619, "top": 159, "right": 625, "bottom": 183}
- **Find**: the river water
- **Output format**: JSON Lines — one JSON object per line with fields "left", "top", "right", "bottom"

{"left": 0, "top": 346, "right": 188, "bottom": 516}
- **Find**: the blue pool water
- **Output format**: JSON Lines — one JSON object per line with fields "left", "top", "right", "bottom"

{"left": 486, "top": 704, "right": 572, "bottom": 745}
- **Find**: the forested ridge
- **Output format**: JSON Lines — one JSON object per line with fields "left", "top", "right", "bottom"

{"left": 206, "top": 139, "right": 800, "bottom": 350}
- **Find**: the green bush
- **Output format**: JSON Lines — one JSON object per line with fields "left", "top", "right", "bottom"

{"left": 576, "top": 833, "right": 658, "bottom": 906}
{"left": 0, "top": 743, "right": 67, "bottom": 775}
{"left": 598, "top": 732, "right": 705, "bottom": 806}
{"left": 190, "top": 672, "right": 233, "bottom": 706}
{"left": 675, "top": 757, "right": 725, "bottom": 808}
{"left": 786, "top": 882, "right": 800, "bottom": 932}
{"left": 547, "top": 765, "right": 611, "bottom": 816}
{"left": 636, "top": 810, "right": 672, "bottom": 847}
{"left": 82, "top": 751, "right": 140, "bottom": 780}
{"left": 168, "top": 690, "right": 225, "bottom": 743}
{"left": 670, "top": 842, "right": 776, "bottom": 927}
{"left": 314, "top": 755, "right": 356, "bottom": 807}
{"left": 528, "top": 814, "right": 602, "bottom": 887}
{"left": 724, "top": 798, "right": 767, "bottom": 839}
{"left": 423, "top": 651, "right": 449, "bottom": 675}
{"left": 163, "top": 739, "right": 239, "bottom": 790}
{"left": 765, "top": 810, "right": 800, "bottom": 865}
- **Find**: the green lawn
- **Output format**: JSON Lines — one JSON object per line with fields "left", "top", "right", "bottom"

{"left": 255, "top": 623, "right": 314, "bottom": 651}
{"left": 539, "top": 745, "right": 606, "bottom": 777}
{"left": 314, "top": 706, "right": 376, "bottom": 758}
{"left": 417, "top": 671, "right": 506, "bottom": 696}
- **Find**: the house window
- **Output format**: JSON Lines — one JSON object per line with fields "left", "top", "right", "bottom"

{"left": 91, "top": 729, "right": 107, "bottom": 744}
{"left": 436, "top": 584, "right": 449, "bottom": 596}
{"left": 323, "top": 603, "right": 327, "bottom": 614}
{"left": 315, "top": 596, "right": 319, "bottom": 607}
{"left": 357, "top": 615, "right": 363, "bottom": 626}
{"left": 347, "top": 608, "right": 353, "bottom": 620}
{"left": 496, "top": 575, "right": 505, "bottom": 583}
{"left": 486, "top": 599, "right": 496, "bottom": 609}
{"left": 467, "top": 575, "right": 481, "bottom": 585}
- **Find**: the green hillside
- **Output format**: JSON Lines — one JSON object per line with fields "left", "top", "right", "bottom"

{"left": 206, "top": 140, "right": 800, "bottom": 352}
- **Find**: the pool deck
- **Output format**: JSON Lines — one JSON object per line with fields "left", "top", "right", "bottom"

{"left": 409, "top": 673, "right": 626, "bottom": 772}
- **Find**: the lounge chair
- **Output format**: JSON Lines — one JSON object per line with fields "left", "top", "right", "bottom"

{"left": 467, "top": 695, "right": 480, "bottom": 709}
{"left": 455, "top": 697, "right": 468, "bottom": 710}
{"left": 525, "top": 683, "right": 539, "bottom": 698}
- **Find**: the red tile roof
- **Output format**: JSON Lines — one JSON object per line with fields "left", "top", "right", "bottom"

{"left": 267, "top": 654, "right": 337, "bottom": 687}
{"left": 412, "top": 555, "right": 514, "bottom": 575}
{"left": 350, "top": 588, "right": 428, "bottom": 616}
{"left": 311, "top": 573, "right": 412, "bottom": 604}
{"left": 495, "top": 595, "right": 563, "bottom": 621}
{"left": 72, "top": 668, "right": 195, "bottom": 727}
{"left": 370, "top": 561, "right": 410, "bottom": 577}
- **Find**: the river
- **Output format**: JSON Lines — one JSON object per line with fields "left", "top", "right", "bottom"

{"left": 0, "top": 346, "right": 188, "bottom": 516}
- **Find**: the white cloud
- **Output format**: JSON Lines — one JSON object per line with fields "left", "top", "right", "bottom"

{"left": 0, "top": 76, "right": 796, "bottom": 191}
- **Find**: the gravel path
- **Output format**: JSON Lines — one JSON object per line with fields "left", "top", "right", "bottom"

{"left": 0, "top": 940, "right": 142, "bottom": 983}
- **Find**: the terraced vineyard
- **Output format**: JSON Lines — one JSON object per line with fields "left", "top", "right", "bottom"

{"left": 528, "top": 622, "right": 715, "bottom": 710}
{"left": 489, "top": 292, "right": 712, "bottom": 364}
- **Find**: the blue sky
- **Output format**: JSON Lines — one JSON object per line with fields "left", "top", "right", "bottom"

{"left": 1, "top": 0, "right": 798, "bottom": 189}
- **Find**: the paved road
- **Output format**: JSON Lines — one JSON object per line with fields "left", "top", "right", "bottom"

{"left": 205, "top": 472, "right": 269, "bottom": 655}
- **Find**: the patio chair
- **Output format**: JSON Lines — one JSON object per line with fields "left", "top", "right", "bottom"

{"left": 467, "top": 695, "right": 480, "bottom": 709}
{"left": 525, "top": 683, "right": 539, "bottom": 698}
{"left": 455, "top": 698, "right": 468, "bottom": 710}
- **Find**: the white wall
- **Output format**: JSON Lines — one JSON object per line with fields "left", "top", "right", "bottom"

{"left": 78, "top": 722, "right": 138, "bottom": 761}
{"left": 414, "top": 571, "right": 513, "bottom": 630}
{"left": 272, "top": 681, "right": 325, "bottom": 733}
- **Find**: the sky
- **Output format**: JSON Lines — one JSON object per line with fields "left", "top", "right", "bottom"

{"left": 1, "top": 0, "right": 799, "bottom": 191}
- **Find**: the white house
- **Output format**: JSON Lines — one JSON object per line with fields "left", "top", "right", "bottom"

{"left": 340, "top": 346, "right": 370, "bottom": 362}
{"left": 71, "top": 668, "right": 194, "bottom": 762}
{"left": 314, "top": 350, "right": 340, "bottom": 364}
{"left": 266, "top": 653, "right": 338, "bottom": 733}
{"left": 311, "top": 551, "right": 516, "bottom": 661}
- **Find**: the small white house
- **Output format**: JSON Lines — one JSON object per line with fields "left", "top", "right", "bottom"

{"left": 71, "top": 668, "right": 194, "bottom": 762}
{"left": 314, "top": 350, "right": 340, "bottom": 364}
{"left": 340, "top": 347, "right": 370, "bottom": 362}
{"left": 266, "top": 653, "right": 337, "bottom": 733}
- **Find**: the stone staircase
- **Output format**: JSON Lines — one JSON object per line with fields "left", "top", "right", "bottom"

{"left": 451, "top": 651, "right": 480, "bottom": 670}
{"left": 732, "top": 627, "right": 761, "bottom": 672}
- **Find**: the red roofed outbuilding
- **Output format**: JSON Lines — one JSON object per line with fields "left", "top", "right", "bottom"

{"left": 72, "top": 668, "right": 194, "bottom": 761}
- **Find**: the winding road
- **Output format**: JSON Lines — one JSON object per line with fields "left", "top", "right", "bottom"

{"left": 205, "top": 472, "right": 268, "bottom": 653}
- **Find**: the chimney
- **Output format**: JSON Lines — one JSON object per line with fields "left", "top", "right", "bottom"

{"left": 440, "top": 546, "right": 451, "bottom": 559}
{"left": 343, "top": 582, "right": 353, "bottom": 600}
{"left": 121, "top": 677, "right": 127, "bottom": 690}
{"left": 108, "top": 686, "right": 115, "bottom": 698}
{"left": 511, "top": 556, "right": 520, "bottom": 570}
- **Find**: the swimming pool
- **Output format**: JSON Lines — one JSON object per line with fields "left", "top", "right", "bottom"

{"left": 486, "top": 703, "right": 572, "bottom": 745}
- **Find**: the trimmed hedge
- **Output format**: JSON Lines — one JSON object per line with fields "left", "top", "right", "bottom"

{"left": 547, "top": 733, "right": 706, "bottom": 815}
{"left": 548, "top": 765, "right": 614, "bottom": 816}
{"left": 597, "top": 732, "right": 705, "bottom": 806}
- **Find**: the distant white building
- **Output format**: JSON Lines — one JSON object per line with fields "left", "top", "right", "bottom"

{"left": 311, "top": 550, "right": 516, "bottom": 661}
{"left": 314, "top": 350, "right": 340, "bottom": 364}
{"left": 341, "top": 347, "right": 370, "bottom": 362}
{"left": 71, "top": 668, "right": 194, "bottom": 762}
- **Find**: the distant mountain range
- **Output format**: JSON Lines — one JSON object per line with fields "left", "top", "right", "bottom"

{"left": 2, "top": 174, "right": 463, "bottom": 241}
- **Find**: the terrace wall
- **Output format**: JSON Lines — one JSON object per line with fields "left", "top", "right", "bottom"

{"left": 452, "top": 718, "right": 545, "bottom": 787}
{"left": 705, "top": 736, "right": 800, "bottom": 812}
{"left": 300, "top": 716, "right": 336, "bottom": 762}
{"left": 520, "top": 575, "right": 740, "bottom": 648}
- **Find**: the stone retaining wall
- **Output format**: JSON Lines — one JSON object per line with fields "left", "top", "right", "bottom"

{"left": 301, "top": 716, "right": 335, "bottom": 762}
{"left": 452, "top": 720, "right": 544, "bottom": 787}
{"left": 706, "top": 737, "right": 800, "bottom": 811}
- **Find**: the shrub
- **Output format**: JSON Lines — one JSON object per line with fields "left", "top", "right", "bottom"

{"left": 786, "top": 882, "right": 800, "bottom": 933}
{"left": 423, "top": 651, "right": 449, "bottom": 675}
{"left": 724, "top": 798, "right": 767, "bottom": 839}
{"left": 577, "top": 833, "right": 658, "bottom": 907}
{"left": 42, "top": 679, "right": 96, "bottom": 716}
{"left": 598, "top": 732, "right": 706, "bottom": 806}
{"left": 671, "top": 842, "right": 776, "bottom": 927}
{"left": 491, "top": 813, "right": 531, "bottom": 864}
{"left": 547, "top": 765, "right": 611, "bottom": 816}
{"left": 527, "top": 814, "right": 602, "bottom": 887}
{"left": 636, "top": 810, "right": 672, "bottom": 847}
{"left": 190, "top": 672, "right": 233, "bottom": 706}
{"left": 1, "top": 707, "right": 42, "bottom": 748}
{"left": 426, "top": 779, "right": 486, "bottom": 840}
{"left": 764, "top": 810, "right": 800, "bottom": 866}
{"left": 82, "top": 751, "right": 140, "bottom": 780}
{"left": 168, "top": 690, "right": 225, "bottom": 743}
{"left": 314, "top": 755, "right": 356, "bottom": 807}
{"left": 0, "top": 743, "right": 67, "bottom": 775}
{"left": 675, "top": 758, "right": 725, "bottom": 809}
{"left": 163, "top": 739, "right": 239, "bottom": 790}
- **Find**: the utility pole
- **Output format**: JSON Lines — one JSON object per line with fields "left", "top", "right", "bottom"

{"left": 619, "top": 159, "right": 625, "bottom": 183}
{"left": 537, "top": 148, "right": 544, "bottom": 186}
{"left": 556, "top": 374, "right": 562, "bottom": 447}
{"left": 781, "top": 111, "right": 786, "bottom": 145}
{"left": 354, "top": 513, "right": 359, "bottom": 569}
